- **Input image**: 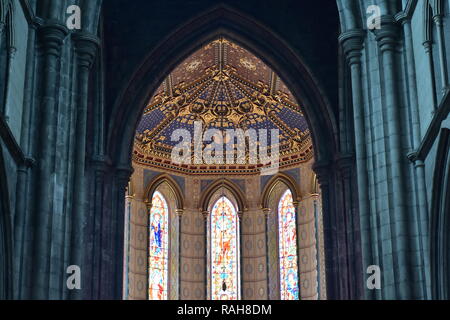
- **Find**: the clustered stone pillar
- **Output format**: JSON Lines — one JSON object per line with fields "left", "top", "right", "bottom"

{"left": 374, "top": 16, "right": 424, "bottom": 299}
{"left": 69, "top": 32, "right": 99, "bottom": 299}
{"left": 433, "top": 13, "right": 449, "bottom": 95}
{"left": 339, "top": 29, "right": 378, "bottom": 300}
{"left": 32, "top": 21, "right": 68, "bottom": 299}
{"left": 3, "top": 46, "right": 16, "bottom": 123}
{"left": 397, "top": 11, "right": 431, "bottom": 299}
{"left": 0, "top": 21, "right": 4, "bottom": 48}
{"left": 423, "top": 40, "right": 438, "bottom": 110}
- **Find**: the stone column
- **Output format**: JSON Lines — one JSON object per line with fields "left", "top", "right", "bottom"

{"left": 374, "top": 16, "right": 423, "bottom": 299}
{"left": 338, "top": 29, "right": 370, "bottom": 300}
{"left": 172, "top": 208, "right": 183, "bottom": 300}
{"left": 336, "top": 154, "right": 364, "bottom": 299}
{"left": 69, "top": 32, "right": 99, "bottom": 299}
{"left": 0, "top": 21, "right": 4, "bottom": 114}
{"left": 0, "top": 21, "right": 4, "bottom": 48}
{"left": 31, "top": 21, "right": 68, "bottom": 300}
{"left": 397, "top": 12, "right": 431, "bottom": 299}
{"left": 3, "top": 46, "right": 16, "bottom": 122}
{"left": 110, "top": 167, "right": 133, "bottom": 299}
{"left": 433, "top": 13, "right": 449, "bottom": 95}
{"left": 84, "top": 156, "right": 109, "bottom": 299}
{"left": 122, "top": 192, "right": 133, "bottom": 299}
{"left": 14, "top": 18, "right": 38, "bottom": 299}
{"left": 423, "top": 40, "right": 438, "bottom": 110}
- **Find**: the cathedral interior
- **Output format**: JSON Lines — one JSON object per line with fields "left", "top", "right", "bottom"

{"left": 0, "top": 0, "right": 450, "bottom": 301}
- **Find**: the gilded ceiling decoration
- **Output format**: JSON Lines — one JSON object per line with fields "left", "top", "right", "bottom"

{"left": 133, "top": 38, "right": 313, "bottom": 175}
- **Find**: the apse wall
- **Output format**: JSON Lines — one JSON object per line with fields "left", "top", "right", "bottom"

{"left": 124, "top": 159, "right": 325, "bottom": 300}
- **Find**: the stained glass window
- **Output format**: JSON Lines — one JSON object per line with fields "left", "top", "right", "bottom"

{"left": 148, "top": 191, "right": 169, "bottom": 300}
{"left": 211, "top": 196, "right": 239, "bottom": 300}
{"left": 278, "top": 189, "right": 299, "bottom": 300}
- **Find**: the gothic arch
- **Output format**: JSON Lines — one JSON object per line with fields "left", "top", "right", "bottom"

{"left": 261, "top": 173, "right": 300, "bottom": 209}
{"left": 145, "top": 174, "right": 184, "bottom": 211}
{"left": 424, "top": 0, "right": 434, "bottom": 43}
{"left": 430, "top": 128, "right": 450, "bottom": 299}
{"left": 199, "top": 179, "right": 247, "bottom": 214}
{"left": 263, "top": 177, "right": 293, "bottom": 300}
{"left": 107, "top": 5, "right": 338, "bottom": 170}
{"left": 97, "top": 4, "right": 362, "bottom": 300}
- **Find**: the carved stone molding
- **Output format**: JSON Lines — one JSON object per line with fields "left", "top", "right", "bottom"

{"left": 38, "top": 21, "right": 68, "bottom": 57}
{"left": 73, "top": 32, "right": 100, "bottom": 69}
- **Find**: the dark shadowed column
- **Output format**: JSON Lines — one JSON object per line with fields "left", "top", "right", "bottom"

{"left": 70, "top": 31, "right": 99, "bottom": 300}
{"left": 339, "top": 29, "right": 373, "bottom": 299}
{"left": 32, "top": 21, "right": 68, "bottom": 300}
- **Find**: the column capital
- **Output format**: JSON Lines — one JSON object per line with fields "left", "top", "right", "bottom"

{"left": 433, "top": 13, "right": 444, "bottom": 25}
{"left": 0, "top": 21, "right": 5, "bottom": 33}
{"left": 312, "top": 161, "right": 331, "bottom": 187}
{"left": 394, "top": 12, "right": 410, "bottom": 26}
{"left": 202, "top": 210, "right": 209, "bottom": 220}
{"left": 91, "top": 155, "right": 111, "bottom": 173}
{"left": 373, "top": 15, "right": 401, "bottom": 52}
{"left": 145, "top": 201, "right": 153, "bottom": 211}
{"left": 339, "top": 29, "right": 365, "bottom": 66}
{"left": 175, "top": 209, "right": 184, "bottom": 217}
{"left": 423, "top": 40, "right": 433, "bottom": 53}
{"left": 262, "top": 208, "right": 271, "bottom": 216}
{"left": 115, "top": 165, "right": 134, "bottom": 190}
{"left": 335, "top": 153, "right": 355, "bottom": 179}
{"left": 38, "top": 21, "right": 69, "bottom": 57}
{"left": 73, "top": 32, "right": 100, "bottom": 69}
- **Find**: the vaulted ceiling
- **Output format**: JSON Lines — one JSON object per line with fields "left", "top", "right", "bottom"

{"left": 133, "top": 38, "right": 313, "bottom": 175}
{"left": 102, "top": 0, "right": 340, "bottom": 138}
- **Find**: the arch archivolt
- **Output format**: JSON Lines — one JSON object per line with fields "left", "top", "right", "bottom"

{"left": 199, "top": 179, "right": 247, "bottom": 215}
{"left": 145, "top": 174, "right": 184, "bottom": 212}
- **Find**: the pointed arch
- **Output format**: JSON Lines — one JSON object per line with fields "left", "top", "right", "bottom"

{"left": 424, "top": 0, "right": 434, "bottom": 43}
{"left": 278, "top": 189, "right": 300, "bottom": 300}
{"left": 108, "top": 5, "right": 338, "bottom": 169}
{"left": 145, "top": 174, "right": 184, "bottom": 210}
{"left": 200, "top": 179, "right": 247, "bottom": 214}
{"left": 262, "top": 174, "right": 298, "bottom": 300}
{"left": 209, "top": 195, "right": 240, "bottom": 300}
{"left": 261, "top": 173, "right": 300, "bottom": 209}
{"left": 148, "top": 190, "right": 170, "bottom": 300}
